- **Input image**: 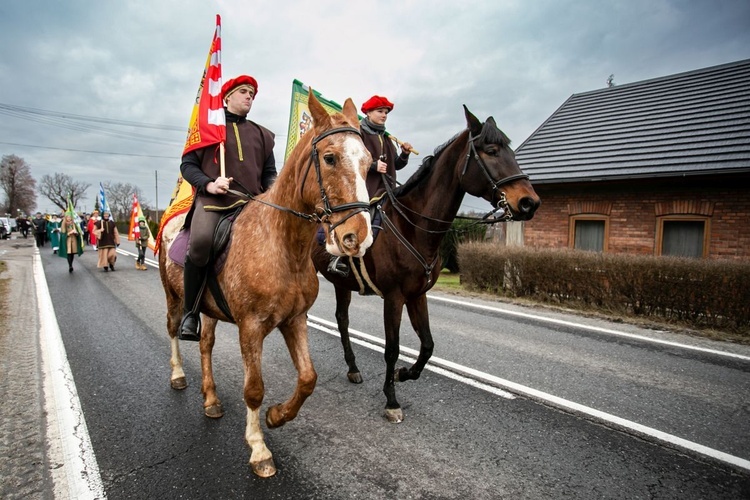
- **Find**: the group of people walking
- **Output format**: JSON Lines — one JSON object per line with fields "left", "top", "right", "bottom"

{"left": 19, "top": 210, "right": 151, "bottom": 274}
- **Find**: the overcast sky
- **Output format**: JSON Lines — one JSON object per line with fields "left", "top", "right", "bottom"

{"left": 1, "top": 0, "right": 749, "bottom": 214}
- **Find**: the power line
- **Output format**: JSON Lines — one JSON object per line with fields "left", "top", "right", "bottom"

{"left": 0, "top": 141, "right": 175, "bottom": 159}
{"left": 0, "top": 103, "right": 184, "bottom": 131}
{"left": 0, "top": 101, "right": 288, "bottom": 163}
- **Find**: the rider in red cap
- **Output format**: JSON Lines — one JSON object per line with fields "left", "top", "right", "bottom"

{"left": 328, "top": 94, "right": 413, "bottom": 277}
{"left": 359, "top": 95, "right": 413, "bottom": 197}
{"left": 178, "top": 75, "right": 277, "bottom": 341}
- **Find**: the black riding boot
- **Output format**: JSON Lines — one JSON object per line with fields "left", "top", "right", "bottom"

{"left": 179, "top": 257, "right": 208, "bottom": 341}
{"left": 327, "top": 255, "right": 349, "bottom": 277}
{"left": 67, "top": 254, "right": 74, "bottom": 272}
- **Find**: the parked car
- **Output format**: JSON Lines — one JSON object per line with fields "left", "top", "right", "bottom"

{"left": 0, "top": 218, "right": 10, "bottom": 239}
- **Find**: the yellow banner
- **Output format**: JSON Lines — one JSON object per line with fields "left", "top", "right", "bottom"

{"left": 284, "top": 80, "right": 344, "bottom": 163}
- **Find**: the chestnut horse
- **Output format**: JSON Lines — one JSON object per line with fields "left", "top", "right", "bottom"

{"left": 312, "top": 106, "right": 540, "bottom": 423}
{"left": 159, "top": 91, "right": 373, "bottom": 477}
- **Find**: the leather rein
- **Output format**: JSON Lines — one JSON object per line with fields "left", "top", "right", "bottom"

{"left": 227, "top": 126, "right": 369, "bottom": 232}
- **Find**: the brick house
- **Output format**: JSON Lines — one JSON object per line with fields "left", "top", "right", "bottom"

{"left": 513, "top": 59, "right": 750, "bottom": 261}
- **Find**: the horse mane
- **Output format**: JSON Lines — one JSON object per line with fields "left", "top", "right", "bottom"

{"left": 391, "top": 130, "right": 465, "bottom": 197}
{"left": 391, "top": 118, "right": 512, "bottom": 198}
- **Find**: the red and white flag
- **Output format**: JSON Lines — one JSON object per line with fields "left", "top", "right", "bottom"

{"left": 156, "top": 15, "right": 223, "bottom": 254}
{"left": 182, "top": 14, "right": 225, "bottom": 156}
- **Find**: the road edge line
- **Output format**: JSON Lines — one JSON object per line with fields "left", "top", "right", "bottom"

{"left": 36, "top": 252, "right": 106, "bottom": 499}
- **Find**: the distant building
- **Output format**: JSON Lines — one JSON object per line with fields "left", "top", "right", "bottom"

{"left": 513, "top": 59, "right": 750, "bottom": 260}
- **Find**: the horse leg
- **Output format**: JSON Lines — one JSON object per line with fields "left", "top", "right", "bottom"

{"left": 238, "top": 322, "right": 275, "bottom": 478}
{"left": 266, "top": 314, "right": 318, "bottom": 427}
{"left": 382, "top": 295, "right": 406, "bottom": 423}
{"left": 245, "top": 407, "right": 275, "bottom": 478}
{"left": 395, "top": 294, "right": 435, "bottom": 383}
{"left": 167, "top": 293, "right": 188, "bottom": 390}
{"left": 334, "top": 286, "right": 362, "bottom": 383}
{"left": 199, "top": 316, "right": 223, "bottom": 418}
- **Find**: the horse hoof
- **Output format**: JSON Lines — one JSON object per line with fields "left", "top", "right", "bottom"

{"left": 204, "top": 403, "right": 224, "bottom": 419}
{"left": 266, "top": 405, "right": 287, "bottom": 429}
{"left": 384, "top": 408, "right": 403, "bottom": 423}
{"left": 251, "top": 458, "right": 276, "bottom": 478}
{"left": 347, "top": 372, "right": 363, "bottom": 384}
{"left": 171, "top": 377, "right": 188, "bottom": 390}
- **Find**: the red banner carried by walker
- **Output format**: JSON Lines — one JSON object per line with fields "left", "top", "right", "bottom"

{"left": 183, "top": 14, "right": 225, "bottom": 156}
{"left": 128, "top": 193, "right": 156, "bottom": 251}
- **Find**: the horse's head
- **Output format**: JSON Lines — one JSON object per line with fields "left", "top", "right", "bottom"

{"left": 303, "top": 90, "right": 373, "bottom": 257}
{"left": 461, "top": 106, "right": 540, "bottom": 221}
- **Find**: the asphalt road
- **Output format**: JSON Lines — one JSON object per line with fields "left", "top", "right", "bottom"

{"left": 6, "top": 237, "right": 750, "bottom": 499}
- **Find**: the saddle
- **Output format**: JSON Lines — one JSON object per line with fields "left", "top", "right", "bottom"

{"left": 168, "top": 207, "right": 242, "bottom": 321}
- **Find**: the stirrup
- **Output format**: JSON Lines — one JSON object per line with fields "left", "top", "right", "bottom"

{"left": 327, "top": 256, "right": 349, "bottom": 277}
{"left": 178, "top": 313, "right": 201, "bottom": 342}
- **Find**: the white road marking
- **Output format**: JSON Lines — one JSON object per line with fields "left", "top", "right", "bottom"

{"left": 307, "top": 317, "right": 515, "bottom": 400}
{"left": 307, "top": 311, "right": 750, "bottom": 472}
{"left": 428, "top": 294, "right": 750, "bottom": 362}
{"left": 117, "top": 248, "right": 157, "bottom": 268}
{"left": 36, "top": 253, "right": 105, "bottom": 499}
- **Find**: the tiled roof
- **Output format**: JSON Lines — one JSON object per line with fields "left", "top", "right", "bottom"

{"left": 515, "top": 59, "right": 750, "bottom": 183}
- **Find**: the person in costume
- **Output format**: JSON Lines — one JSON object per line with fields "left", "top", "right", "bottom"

{"left": 93, "top": 211, "right": 120, "bottom": 271}
{"left": 178, "top": 74, "right": 277, "bottom": 341}
{"left": 59, "top": 214, "right": 83, "bottom": 272}
{"left": 47, "top": 214, "right": 61, "bottom": 254}
{"left": 328, "top": 94, "right": 413, "bottom": 277}
{"left": 88, "top": 210, "right": 99, "bottom": 249}
{"left": 135, "top": 216, "right": 150, "bottom": 270}
{"left": 360, "top": 95, "right": 413, "bottom": 198}
{"left": 81, "top": 213, "right": 91, "bottom": 245}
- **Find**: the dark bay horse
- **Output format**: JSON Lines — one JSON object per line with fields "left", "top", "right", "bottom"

{"left": 159, "top": 91, "right": 373, "bottom": 477}
{"left": 311, "top": 106, "right": 540, "bottom": 423}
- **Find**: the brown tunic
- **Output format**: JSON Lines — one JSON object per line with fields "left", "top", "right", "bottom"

{"left": 197, "top": 120, "right": 275, "bottom": 211}
{"left": 362, "top": 131, "right": 409, "bottom": 198}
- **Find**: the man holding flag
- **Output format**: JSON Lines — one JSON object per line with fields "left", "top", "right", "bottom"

{"left": 176, "top": 17, "right": 277, "bottom": 341}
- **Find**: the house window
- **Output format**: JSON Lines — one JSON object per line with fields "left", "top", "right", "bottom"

{"left": 570, "top": 216, "right": 608, "bottom": 252}
{"left": 657, "top": 217, "right": 708, "bottom": 258}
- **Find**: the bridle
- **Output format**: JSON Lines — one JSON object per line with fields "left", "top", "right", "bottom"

{"left": 228, "top": 126, "right": 369, "bottom": 232}
{"left": 306, "top": 126, "right": 370, "bottom": 231}
{"left": 460, "top": 133, "right": 529, "bottom": 222}
{"left": 373, "top": 128, "right": 530, "bottom": 283}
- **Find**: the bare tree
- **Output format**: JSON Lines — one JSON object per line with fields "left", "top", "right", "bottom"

{"left": 39, "top": 173, "right": 90, "bottom": 212}
{"left": 103, "top": 181, "right": 150, "bottom": 221}
{"left": 1, "top": 154, "right": 37, "bottom": 215}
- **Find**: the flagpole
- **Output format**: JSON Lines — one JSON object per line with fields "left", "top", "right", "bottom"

{"left": 220, "top": 142, "right": 226, "bottom": 178}
{"left": 388, "top": 135, "right": 419, "bottom": 155}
